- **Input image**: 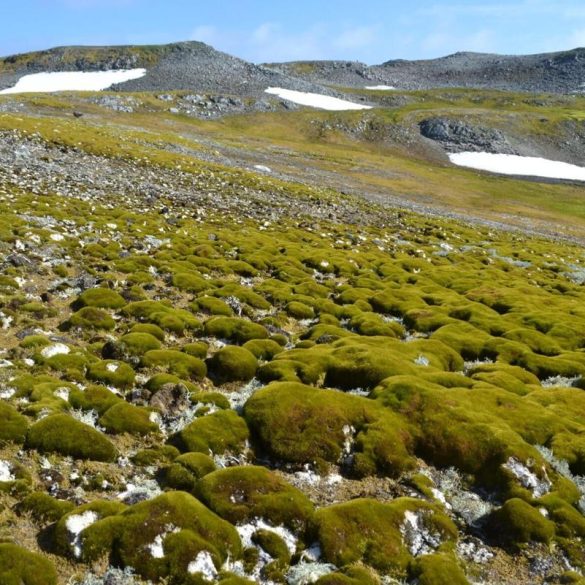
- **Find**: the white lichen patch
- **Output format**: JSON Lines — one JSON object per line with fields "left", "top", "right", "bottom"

{"left": 117, "top": 477, "right": 162, "bottom": 505}
{"left": 541, "top": 375, "right": 580, "bottom": 388}
{"left": 286, "top": 561, "right": 337, "bottom": 585}
{"left": 502, "top": 457, "right": 551, "bottom": 498}
{"left": 54, "top": 387, "right": 70, "bottom": 401}
{"left": 0, "top": 460, "right": 15, "bottom": 482}
{"left": 105, "top": 362, "right": 119, "bottom": 373}
{"left": 41, "top": 343, "right": 70, "bottom": 359}
{"left": 0, "top": 387, "right": 15, "bottom": 399}
{"left": 400, "top": 510, "right": 442, "bottom": 556}
{"left": 147, "top": 525, "right": 179, "bottom": 559}
{"left": 227, "top": 378, "right": 264, "bottom": 413}
{"left": 66, "top": 510, "right": 99, "bottom": 558}
{"left": 187, "top": 551, "right": 218, "bottom": 580}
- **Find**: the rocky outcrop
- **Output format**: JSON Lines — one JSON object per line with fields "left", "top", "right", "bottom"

{"left": 419, "top": 117, "right": 515, "bottom": 153}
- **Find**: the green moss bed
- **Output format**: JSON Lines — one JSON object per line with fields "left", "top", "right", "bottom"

{"left": 1, "top": 101, "right": 585, "bottom": 585}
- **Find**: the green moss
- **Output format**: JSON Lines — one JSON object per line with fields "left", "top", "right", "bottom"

{"left": 183, "top": 341, "right": 209, "bottom": 359}
{"left": 193, "top": 296, "right": 234, "bottom": 316}
{"left": 123, "top": 300, "right": 201, "bottom": 335}
{"left": 314, "top": 498, "right": 457, "bottom": 572}
{"left": 172, "top": 271, "right": 211, "bottom": 293}
{"left": 20, "top": 335, "right": 50, "bottom": 349}
{"left": 68, "top": 384, "right": 121, "bottom": 415}
{"left": 315, "top": 566, "right": 380, "bottom": 585}
{"left": 142, "top": 349, "right": 207, "bottom": 380}
{"left": 197, "top": 466, "right": 314, "bottom": 532}
{"left": 487, "top": 498, "right": 555, "bottom": 545}
{"left": 26, "top": 414, "right": 118, "bottom": 461}
{"left": 286, "top": 301, "right": 315, "bottom": 320}
{"left": 74, "top": 287, "right": 126, "bottom": 309}
{"left": 0, "top": 543, "right": 57, "bottom": 585}
{"left": 99, "top": 402, "right": 158, "bottom": 436}
{"left": 80, "top": 492, "right": 241, "bottom": 581}
{"left": 191, "top": 391, "right": 230, "bottom": 410}
{"left": 410, "top": 554, "right": 470, "bottom": 585}
{"left": 0, "top": 402, "right": 29, "bottom": 443}
{"left": 243, "top": 339, "right": 284, "bottom": 360}
{"left": 18, "top": 492, "right": 75, "bottom": 523}
{"left": 208, "top": 346, "right": 258, "bottom": 383}
{"left": 66, "top": 307, "right": 116, "bottom": 331}
{"left": 86, "top": 359, "right": 136, "bottom": 389}
{"left": 175, "top": 409, "right": 249, "bottom": 455}
{"left": 204, "top": 316, "right": 269, "bottom": 344}
{"left": 132, "top": 445, "right": 180, "bottom": 466}
{"left": 129, "top": 322, "right": 166, "bottom": 340}
{"left": 119, "top": 332, "right": 162, "bottom": 355}
{"left": 244, "top": 382, "right": 414, "bottom": 477}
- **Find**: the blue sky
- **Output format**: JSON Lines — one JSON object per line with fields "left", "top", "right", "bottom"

{"left": 2, "top": 0, "right": 585, "bottom": 63}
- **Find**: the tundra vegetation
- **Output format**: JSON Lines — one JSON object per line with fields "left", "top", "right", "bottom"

{"left": 0, "top": 83, "right": 584, "bottom": 585}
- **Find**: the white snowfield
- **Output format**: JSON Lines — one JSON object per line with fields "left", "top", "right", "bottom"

{"left": 0, "top": 69, "right": 147, "bottom": 94}
{"left": 365, "top": 85, "right": 396, "bottom": 90}
{"left": 265, "top": 87, "right": 371, "bottom": 111}
{"left": 449, "top": 152, "right": 585, "bottom": 182}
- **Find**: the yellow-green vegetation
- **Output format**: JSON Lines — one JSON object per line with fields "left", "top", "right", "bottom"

{"left": 0, "top": 543, "right": 58, "bottom": 585}
{"left": 1, "top": 85, "right": 585, "bottom": 584}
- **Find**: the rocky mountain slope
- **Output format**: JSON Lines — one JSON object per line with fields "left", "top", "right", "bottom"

{"left": 267, "top": 48, "right": 585, "bottom": 93}
{"left": 0, "top": 42, "right": 330, "bottom": 97}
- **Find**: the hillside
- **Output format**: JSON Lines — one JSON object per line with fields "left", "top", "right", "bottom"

{"left": 0, "top": 42, "right": 585, "bottom": 585}
{"left": 267, "top": 47, "right": 585, "bottom": 94}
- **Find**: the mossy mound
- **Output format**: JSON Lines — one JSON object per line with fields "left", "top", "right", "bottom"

{"left": 0, "top": 402, "right": 29, "bottom": 443}
{"left": 0, "top": 543, "right": 57, "bottom": 585}
{"left": 175, "top": 409, "right": 250, "bottom": 455}
{"left": 99, "top": 401, "right": 158, "bottom": 436}
{"left": 119, "top": 331, "right": 162, "bottom": 355}
{"left": 410, "top": 553, "right": 470, "bottom": 585}
{"left": 123, "top": 300, "right": 201, "bottom": 335}
{"left": 79, "top": 492, "right": 241, "bottom": 581}
{"left": 242, "top": 339, "right": 284, "bottom": 360}
{"left": 208, "top": 345, "right": 258, "bottom": 383}
{"left": 74, "top": 287, "right": 126, "bottom": 309}
{"left": 244, "top": 382, "right": 414, "bottom": 477}
{"left": 26, "top": 414, "right": 118, "bottom": 461}
{"left": 86, "top": 360, "right": 136, "bottom": 389}
{"left": 193, "top": 296, "right": 234, "bottom": 316}
{"left": 142, "top": 349, "right": 207, "bottom": 380}
{"left": 18, "top": 492, "right": 75, "bottom": 523}
{"left": 164, "top": 452, "right": 217, "bottom": 490}
{"left": 197, "top": 466, "right": 314, "bottom": 532}
{"left": 66, "top": 307, "right": 116, "bottom": 331}
{"left": 487, "top": 498, "right": 555, "bottom": 546}
{"left": 204, "top": 316, "right": 269, "bottom": 344}
{"left": 313, "top": 498, "right": 457, "bottom": 572}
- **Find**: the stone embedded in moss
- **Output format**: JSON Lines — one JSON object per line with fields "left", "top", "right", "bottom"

{"left": 86, "top": 360, "right": 136, "bottom": 389}
{"left": 142, "top": 349, "right": 207, "bottom": 380}
{"left": 0, "top": 543, "right": 57, "bottom": 585}
{"left": 80, "top": 492, "right": 241, "bottom": 581}
{"left": 175, "top": 409, "right": 249, "bottom": 455}
{"left": 196, "top": 466, "right": 314, "bottom": 533}
{"left": 99, "top": 402, "right": 158, "bottom": 436}
{"left": 313, "top": 497, "right": 457, "bottom": 572}
{"left": 74, "top": 287, "right": 126, "bottom": 310}
{"left": 0, "top": 402, "right": 29, "bottom": 443}
{"left": 26, "top": 414, "right": 118, "bottom": 462}
{"left": 208, "top": 345, "right": 258, "bottom": 383}
{"left": 487, "top": 498, "right": 555, "bottom": 545}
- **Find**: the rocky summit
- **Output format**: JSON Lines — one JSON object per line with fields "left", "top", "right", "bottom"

{"left": 0, "top": 40, "right": 585, "bottom": 585}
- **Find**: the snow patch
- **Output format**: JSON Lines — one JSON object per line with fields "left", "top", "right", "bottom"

{"left": 365, "top": 85, "right": 396, "bottom": 90}
{"left": 188, "top": 551, "right": 218, "bottom": 580}
{"left": 254, "top": 165, "right": 272, "bottom": 173}
{"left": 265, "top": 87, "right": 372, "bottom": 111}
{"left": 41, "top": 343, "right": 70, "bottom": 359}
{"left": 449, "top": 152, "right": 585, "bottom": 182}
{"left": 66, "top": 511, "right": 99, "bottom": 558}
{"left": 0, "top": 460, "right": 15, "bottom": 482}
{"left": 0, "top": 69, "right": 147, "bottom": 95}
